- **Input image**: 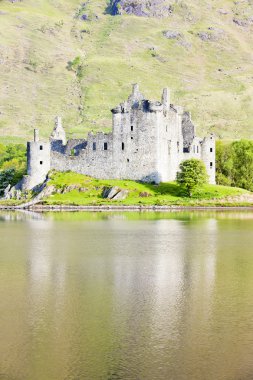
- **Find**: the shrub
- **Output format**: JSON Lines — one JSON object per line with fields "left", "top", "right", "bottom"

{"left": 177, "top": 159, "right": 208, "bottom": 197}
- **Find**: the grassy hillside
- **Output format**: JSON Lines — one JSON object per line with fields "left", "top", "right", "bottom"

{"left": 1, "top": 0, "right": 253, "bottom": 142}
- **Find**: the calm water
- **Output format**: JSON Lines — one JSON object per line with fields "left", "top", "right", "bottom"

{"left": 1, "top": 211, "right": 253, "bottom": 380}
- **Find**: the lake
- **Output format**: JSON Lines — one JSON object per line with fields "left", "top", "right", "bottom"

{"left": 1, "top": 210, "right": 253, "bottom": 380}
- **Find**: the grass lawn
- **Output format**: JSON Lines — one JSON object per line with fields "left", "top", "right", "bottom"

{"left": 41, "top": 171, "right": 250, "bottom": 207}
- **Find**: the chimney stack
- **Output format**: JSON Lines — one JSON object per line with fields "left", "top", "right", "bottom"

{"left": 162, "top": 88, "right": 170, "bottom": 110}
{"left": 34, "top": 129, "right": 39, "bottom": 142}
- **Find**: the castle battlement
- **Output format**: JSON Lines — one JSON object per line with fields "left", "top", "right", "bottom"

{"left": 23, "top": 85, "right": 215, "bottom": 190}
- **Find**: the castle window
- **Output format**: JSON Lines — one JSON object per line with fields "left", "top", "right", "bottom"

{"left": 210, "top": 147, "right": 213, "bottom": 153}
{"left": 122, "top": 142, "right": 125, "bottom": 151}
{"left": 40, "top": 145, "right": 43, "bottom": 151}
{"left": 40, "top": 161, "right": 43, "bottom": 165}
{"left": 166, "top": 125, "right": 168, "bottom": 132}
{"left": 104, "top": 142, "right": 108, "bottom": 151}
{"left": 177, "top": 142, "right": 180, "bottom": 153}
{"left": 131, "top": 137, "right": 133, "bottom": 140}
{"left": 197, "top": 146, "right": 199, "bottom": 153}
{"left": 131, "top": 126, "right": 134, "bottom": 132}
{"left": 183, "top": 147, "right": 190, "bottom": 153}
{"left": 93, "top": 142, "right": 96, "bottom": 151}
{"left": 210, "top": 162, "right": 213, "bottom": 168}
{"left": 127, "top": 159, "right": 130, "bottom": 162}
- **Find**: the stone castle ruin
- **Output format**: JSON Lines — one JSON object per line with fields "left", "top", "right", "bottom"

{"left": 22, "top": 84, "right": 215, "bottom": 190}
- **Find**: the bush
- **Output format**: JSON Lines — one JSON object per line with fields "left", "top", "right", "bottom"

{"left": 177, "top": 159, "right": 208, "bottom": 197}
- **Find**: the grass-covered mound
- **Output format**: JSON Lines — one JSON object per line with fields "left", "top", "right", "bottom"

{"left": 41, "top": 171, "right": 251, "bottom": 207}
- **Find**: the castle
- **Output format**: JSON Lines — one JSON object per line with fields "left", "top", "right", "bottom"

{"left": 22, "top": 84, "right": 215, "bottom": 190}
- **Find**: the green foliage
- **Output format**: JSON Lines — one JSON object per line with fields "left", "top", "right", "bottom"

{"left": 66, "top": 56, "right": 85, "bottom": 80}
{"left": 232, "top": 140, "right": 253, "bottom": 191}
{"left": 216, "top": 140, "right": 253, "bottom": 191}
{"left": 176, "top": 159, "right": 208, "bottom": 197}
{"left": 0, "top": 143, "right": 26, "bottom": 167}
{"left": 0, "top": 144, "right": 26, "bottom": 194}
{"left": 0, "top": 169, "right": 15, "bottom": 196}
{"left": 216, "top": 141, "right": 233, "bottom": 186}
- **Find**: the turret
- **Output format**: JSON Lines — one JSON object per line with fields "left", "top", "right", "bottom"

{"left": 50, "top": 116, "right": 66, "bottom": 145}
{"left": 201, "top": 134, "right": 216, "bottom": 184}
{"left": 34, "top": 129, "right": 39, "bottom": 142}
{"left": 25, "top": 129, "right": 51, "bottom": 189}
{"left": 132, "top": 83, "right": 139, "bottom": 98}
{"left": 162, "top": 88, "right": 170, "bottom": 111}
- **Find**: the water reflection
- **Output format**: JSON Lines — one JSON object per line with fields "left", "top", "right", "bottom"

{"left": 1, "top": 211, "right": 253, "bottom": 379}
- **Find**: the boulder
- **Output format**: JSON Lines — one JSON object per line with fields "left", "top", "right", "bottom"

{"left": 102, "top": 186, "right": 129, "bottom": 200}
{"left": 163, "top": 30, "right": 182, "bottom": 39}
{"left": 108, "top": 0, "right": 174, "bottom": 18}
{"left": 197, "top": 28, "right": 224, "bottom": 42}
{"left": 139, "top": 191, "right": 152, "bottom": 197}
{"left": 233, "top": 18, "right": 248, "bottom": 27}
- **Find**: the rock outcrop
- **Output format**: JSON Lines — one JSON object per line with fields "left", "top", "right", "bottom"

{"left": 108, "top": 0, "right": 173, "bottom": 17}
{"left": 102, "top": 187, "right": 129, "bottom": 200}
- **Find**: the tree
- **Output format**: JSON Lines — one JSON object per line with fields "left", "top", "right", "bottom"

{"left": 176, "top": 159, "right": 208, "bottom": 197}
{"left": 0, "top": 168, "right": 16, "bottom": 197}
{"left": 216, "top": 141, "right": 233, "bottom": 186}
{"left": 231, "top": 140, "right": 253, "bottom": 191}
{"left": 0, "top": 143, "right": 27, "bottom": 196}
{"left": 216, "top": 140, "right": 253, "bottom": 191}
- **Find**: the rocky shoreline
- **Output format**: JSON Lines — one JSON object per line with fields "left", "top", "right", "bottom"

{"left": 1, "top": 204, "right": 253, "bottom": 212}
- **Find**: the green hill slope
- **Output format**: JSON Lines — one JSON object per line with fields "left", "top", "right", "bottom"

{"left": 0, "top": 0, "right": 253, "bottom": 142}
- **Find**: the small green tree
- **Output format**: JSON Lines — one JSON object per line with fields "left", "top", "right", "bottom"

{"left": 176, "top": 159, "right": 208, "bottom": 197}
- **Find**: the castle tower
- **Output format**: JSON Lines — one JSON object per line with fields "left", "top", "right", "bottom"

{"left": 162, "top": 88, "right": 170, "bottom": 111}
{"left": 201, "top": 134, "right": 216, "bottom": 184}
{"left": 26, "top": 129, "right": 51, "bottom": 189}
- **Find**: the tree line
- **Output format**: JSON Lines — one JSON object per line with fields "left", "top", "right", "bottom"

{"left": 216, "top": 140, "right": 253, "bottom": 191}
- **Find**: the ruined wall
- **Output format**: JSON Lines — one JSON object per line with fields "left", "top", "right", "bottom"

{"left": 51, "top": 132, "right": 115, "bottom": 179}
{"left": 65, "top": 139, "right": 87, "bottom": 155}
